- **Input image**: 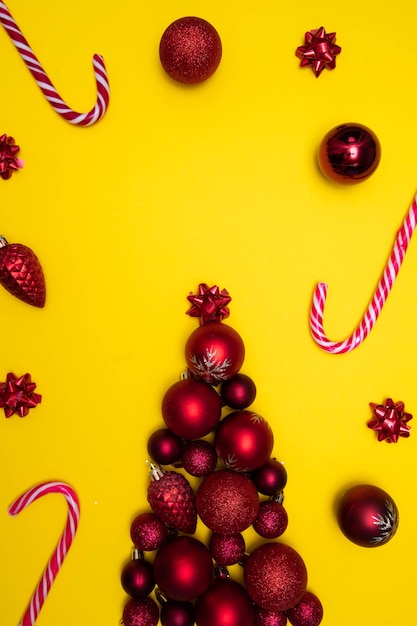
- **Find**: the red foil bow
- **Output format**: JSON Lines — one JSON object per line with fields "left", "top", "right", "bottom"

{"left": 187, "top": 283, "right": 231, "bottom": 325}
{"left": 0, "top": 134, "right": 24, "bottom": 179}
{"left": 296, "top": 27, "right": 341, "bottom": 77}
{"left": 0, "top": 372, "right": 42, "bottom": 417}
{"left": 368, "top": 398, "right": 412, "bottom": 443}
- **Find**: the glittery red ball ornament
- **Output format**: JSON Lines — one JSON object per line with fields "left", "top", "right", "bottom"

{"left": 220, "top": 373, "right": 257, "bottom": 409}
{"left": 159, "top": 17, "right": 222, "bottom": 84}
{"left": 153, "top": 536, "right": 213, "bottom": 601}
{"left": 130, "top": 512, "right": 169, "bottom": 551}
{"left": 0, "top": 236, "right": 46, "bottom": 307}
{"left": 162, "top": 378, "right": 222, "bottom": 439}
{"left": 185, "top": 322, "right": 245, "bottom": 384}
{"left": 122, "top": 597, "right": 159, "bottom": 626}
{"left": 254, "top": 606, "right": 288, "bottom": 626}
{"left": 147, "top": 464, "right": 197, "bottom": 534}
{"left": 251, "top": 459, "right": 288, "bottom": 496}
{"left": 214, "top": 410, "right": 274, "bottom": 472}
{"left": 244, "top": 543, "right": 308, "bottom": 611}
{"left": 209, "top": 532, "right": 245, "bottom": 565}
{"left": 160, "top": 599, "right": 195, "bottom": 626}
{"left": 337, "top": 484, "right": 399, "bottom": 547}
{"left": 147, "top": 428, "right": 183, "bottom": 465}
{"left": 194, "top": 578, "right": 255, "bottom": 626}
{"left": 121, "top": 554, "right": 155, "bottom": 598}
{"left": 253, "top": 500, "right": 288, "bottom": 539}
{"left": 287, "top": 591, "right": 323, "bottom": 626}
{"left": 196, "top": 469, "right": 259, "bottom": 534}
{"left": 318, "top": 123, "right": 381, "bottom": 184}
{"left": 182, "top": 439, "right": 217, "bottom": 476}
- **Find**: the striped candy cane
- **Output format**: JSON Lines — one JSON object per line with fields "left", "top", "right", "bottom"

{"left": 310, "top": 194, "right": 417, "bottom": 353}
{"left": 0, "top": 1, "right": 109, "bottom": 126}
{"left": 9, "top": 481, "right": 80, "bottom": 626}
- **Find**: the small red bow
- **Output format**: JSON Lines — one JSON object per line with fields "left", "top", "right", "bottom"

{"left": 0, "top": 373, "right": 42, "bottom": 417}
{"left": 296, "top": 27, "right": 341, "bottom": 77}
{"left": 187, "top": 283, "right": 231, "bottom": 325}
{"left": 0, "top": 134, "right": 24, "bottom": 179}
{"left": 368, "top": 398, "right": 412, "bottom": 443}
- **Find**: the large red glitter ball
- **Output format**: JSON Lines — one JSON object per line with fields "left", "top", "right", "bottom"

{"left": 122, "top": 596, "right": 159, "bottom": 626}
{"left": 162, "top": 378, "right": 222, "bottom": 439}
{"left": 337, "top": 484, "right": 399, "bottom": 547}
{"left": 153, "top": 536, "right": 213, "bottom": 601}
{"left": 244, "top": 543, "right": 308, "bottom": 611}
{"left": 254, "top": 606, "right": 288, "bottom": 626}
{"left": 196, "top": 469, "right": 259, "bottom": 534}
{"left": 251, "top": 459, "right": 288, "bottom": 496}
{"left": 130, "top": 512, "right": 169, "bottom": 551}
{"left": 220, "top": 373, "right": 257, "bottom": 409}
{"left": 318, "top": 123, "right": 381, "bottom": 184}
{"left": 286, "top": 591, "right": 323, "bottom": 626}
{"left": 185, "top": 322, "right": 245, "bottom": 384}
{"left": 209, "top": 532, "right": 246, "bottom": 565}
{"left": 159, "top": 16, "right": 222, "bottom": 84}
{"left": 214, "top": 410, "right": 274, "bottom": 472}
{"left": 253, "top": 500, "right": 288, "bottom": 539}
{"left": 147, "top": 428, "right": 183, "bottom": 465}
{"left": 194, "top": 578, "right": 255, "bottom": 626}
{"left": 121, "top": 557, "right": 155, "bottom": 598}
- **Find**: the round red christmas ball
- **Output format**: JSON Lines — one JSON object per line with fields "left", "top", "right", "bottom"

{"left": 209, "top": 532, "right": 245, "bottom": 565}
{"left": 318, "top": 123, "right": 381, "bottom": 184}
{"left": 159, "top": 16, "right": 222, "bottom": 84}
{"left": 147, "top": 428, "right": 183, "bottom": 465}
{"left": 182, "top": 439, "right": 217, "bottom": 476}
{"left": 196, "top": 469, "right": 259, "bottom": 534}
{"left": 251, "top": 459, "right": 288, "bottom": 496}
{"left": 162, "top": 377, "right": 222, "bottom": 439}
{"left": 214, "top": 410, "right": 274, "bottom": 472}
{"left": 220, "top": 373, "right": 257, "bottom": 409}
{"left": 122, "top": 597, "right": 159, "bottom": 626}
{"left": 160, "top": 599, "right": 195, "bottom": 626}
{"left": 253, "top": 500, "right": 288, "bottom": 539}
{"left": 254, "top": 606, "right": 288, "bottom": 626}
{"left": 153, "top": 536, "right": 213, "bottom": 601}
{"left": 337, "top": 484, "right": 399, "bottom": 547}
{"left": 244, "top": 542, "right": 308, "bottom": 611}
{"left": 185, "top": 322, "right": 245, "bottom": 384}
{"left": 121, "top": 557, "right": 155, "bottom": 598}
{"left": 286, "top": 591, "right": 323, "bottom": 626}
{"left": 130, "top": 512, "right": 168, "bottom": 551}
{"left": 194, "top": 578, "right": 255, "bottom": 626}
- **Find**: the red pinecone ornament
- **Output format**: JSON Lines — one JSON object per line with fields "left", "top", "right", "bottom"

{"left": 147, "top": 463, "right": 197, "bottom": 534}
{"left": 0, "top": 236, "right": 45, "bottom": 307}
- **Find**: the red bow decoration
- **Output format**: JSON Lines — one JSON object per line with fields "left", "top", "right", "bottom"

{"left": 187, "top": 283, "right": 231, "bottom": 325}
{"left": 0, "top": 134, "right": 24, "bottom": 179}
{"left": 368, "top": 398, "right": 412, "bottom": 443}
{"left": 0, "top": 372, "right": 42, "bottom": 417}
{"left": 296, "top": 27, "right": 341, "bottom": 77}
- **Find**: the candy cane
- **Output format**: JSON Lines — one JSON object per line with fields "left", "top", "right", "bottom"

{"left": 310, "top": 194, "right": 417, "bottom": 353}
{"left": 0, "top": 1, "right": 109, "bottom": 126}
{"left": 9, "top": 481, "right": 80, "bottom": 626}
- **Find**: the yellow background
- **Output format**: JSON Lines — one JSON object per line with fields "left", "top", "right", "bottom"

{"left": 1, "top": 1, "right": 416, "bottom": 624}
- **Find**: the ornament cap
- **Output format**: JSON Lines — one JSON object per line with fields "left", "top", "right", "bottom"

{"left": 146, "top": 461, "right": 165, "bottom": 481}
{"left": 214, "top": 565, "right": 230, "bottom": 579}
{"left": 131, "top": 548, "right": 144, "bottom": 561}
{"left": 0, "top": 236, "right": 8, "bottom": 248}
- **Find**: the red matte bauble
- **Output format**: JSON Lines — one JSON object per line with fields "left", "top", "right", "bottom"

{"left": 220, "top": 373, "right": 257, "bottom": 409}
{"left": 287, "top": 591, "right": 323, "bottom": 626}
{"left": 251, "top": 459, "right": 288, "bottom": 496}
{"left": 254, "top": 606, "right": 288, "bottom": 626}
{"left": 147, "top": 428, "right": 183, "bottom": 465}
{"left": 196, "top": 469, "right": 259, "bottom": 534}
{"left": 159, "top": 17, "right": 222, "bottom": 84}
{"left": 318, "top": 123, "right": 381, "bottom": 184}
{"left": 337, "top": 484, "right": 399, "bottom": 547}
{"left": 162, "top": 378, "right": 222, "bottom": 439}
{"left": 153, "top": 536, "right": 213, "bottom": 601}
{"left": 160, "top": 600, "right": 195, "bottom": 626}
{"left": 122, "top": 597, "right": 159, "bottom": 626}
{"left": 130, "top": 512, "right": 169, "bottom": 551}
{"left": 244, "top": 543, "right": 308, "bottom": 611}
{"left": 194, "top": 578, "right": 255, "bottom": 626}
{"left": 121, "top": 557, "right": 155, "bottom": 598}
{"left": 214, "top": 410, "right": 274, "bottom": 472}
{"left": 209, "top": 532, "right": 245, "bottom": 565}
{"left": 182, "top": 439, "right": 218, "bottom": 477}
{"left": 185, "top": 322, "right": 245, "bottom": 384}
{"left": 253, "top": 500, "right": 288, "bottom": 539}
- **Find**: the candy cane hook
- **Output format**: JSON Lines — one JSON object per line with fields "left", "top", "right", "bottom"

{"left": 0, "top": 1, "right": 109, "bottom": 126}
{"left": 310, "top": 194, "right": 417, "bottom": 353}
{"left": 9, "top": 481, "right": 80, "bottom": 626}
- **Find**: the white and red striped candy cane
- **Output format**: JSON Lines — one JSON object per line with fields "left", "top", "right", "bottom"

{"left": 310, "top": 194, "right": 417, "bottom": 353}
{"left": 9, "top": 481, "right": 80, "bottom": 626}
{"left": 0, "top": 1, "right": 109, "bottom": 126}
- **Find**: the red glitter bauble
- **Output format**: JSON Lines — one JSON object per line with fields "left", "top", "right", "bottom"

{"left": 147, "top": 428, "right": 183, "bottom": 465}
{"left": 160, "top": 599, "right": 195, "bottom": 626}
{"left": 182, "top": 439, "right": 218, "bottom": 476}
{"left": 214, "top": 410, "right": 274, "bottom": 472}
{"left": 122, "top": 597, "right": 159, "bottom": 626}
{"left": 153, "top": 536, "right": 213, "bottom": 601}
{"left": 162, "top": 378, "right": 222, "bottom": 439}
{"left": 251, "top": 459, "right": 288, "bottom": 496}
{"left": 130, "top": 512, "right": 169, "bottom": 551}
{"left": 318, "top": 123, "right": 381, "bottom": 184}
{"left": 337, "top": 484, "right": 399, "bottom": 547}
{"left": 244, "top": 543, "right": 308, "bottom": 611}
{"left": 159, "top": 16, "right": 222, "bottom": 84}
{"left": 254, "top": 606, "right": 288, "bottom": 626}
{"left": 287, "top": 591, "right": 323, "bottom": 626}
{"left": 220, "top": 373, "right": 257, "bottom": 409}
{"left": 194, "top": 578, "right": 255, "bottom": 626}
{"left": 196, "top": 469, "right": 259, "bottom": 534}
{"left": 209, "top": 532, "right": 245, "bottom": 565}
{"left": 253, "top": 500, "right": 288, "bottom": 539}
{"left": 121, "top": 556, "right": 155, "bottom": 598}
{"left": 185, "top": 322, "right": 245, "bottom": 384}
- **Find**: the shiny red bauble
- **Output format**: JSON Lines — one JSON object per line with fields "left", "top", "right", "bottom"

{"left": 220, "top": 373, "right": 256, "bottom": 409}
{"left": 253, "top": 500, "right": 288, "bottom": 539}
{"left": 254, "top": 606, "right": 288, "bottom": 626}
{"left": 160, "top": 599, "right": 195, "bottom": 626}
{"left": 318, "top": 123, "right": 381, "bottom": 184}
{"left": 159, "top": 16, "right": 222, "bottom": 84}
{"left": 244, "top": 543, "right": 308, "bottom": 611}
{"left": 209, "top": 532, "right": 246, "bottom": 565}
{"left": 130, "top": 512, "right": 169, "bottom": 552}
{"left": 196, "top": 469, "right": 259, "bottom": 534}
{"left": 337, "top": 484, "right": 399, "bottom": 547}
{"left": 181, "top": 439, "right": 218, "bottom": 476}
{"left": 121, "top": 556, "right": 155, "bottom": 598}
{"left": 162, "top": 378, "right": 222, "bottom": 439}
{"left": 153, "top": 536, "right": 213, "bottom": 601}
{"left": 194, "top": 578, "right": 255, "bottom": 626}
{"left": 185, "top": 322, "right": 245, "bottom": 384}
{"left": 122, "top": 597, "right": 159, "bottom": 626}
{"left": 251, "top": 459, "right": 288, "bottom": 496}
{"left": 147, "top": 428, "right": 183, "bottom": 465}
{"left": 215, "top": 410, "right": 274, "bottom": 472}
{"left": 147, "top": 467, "right": 197, "bottom": 534}
{"left": 286, "top": 591, "right": 323, "bottom": 626}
